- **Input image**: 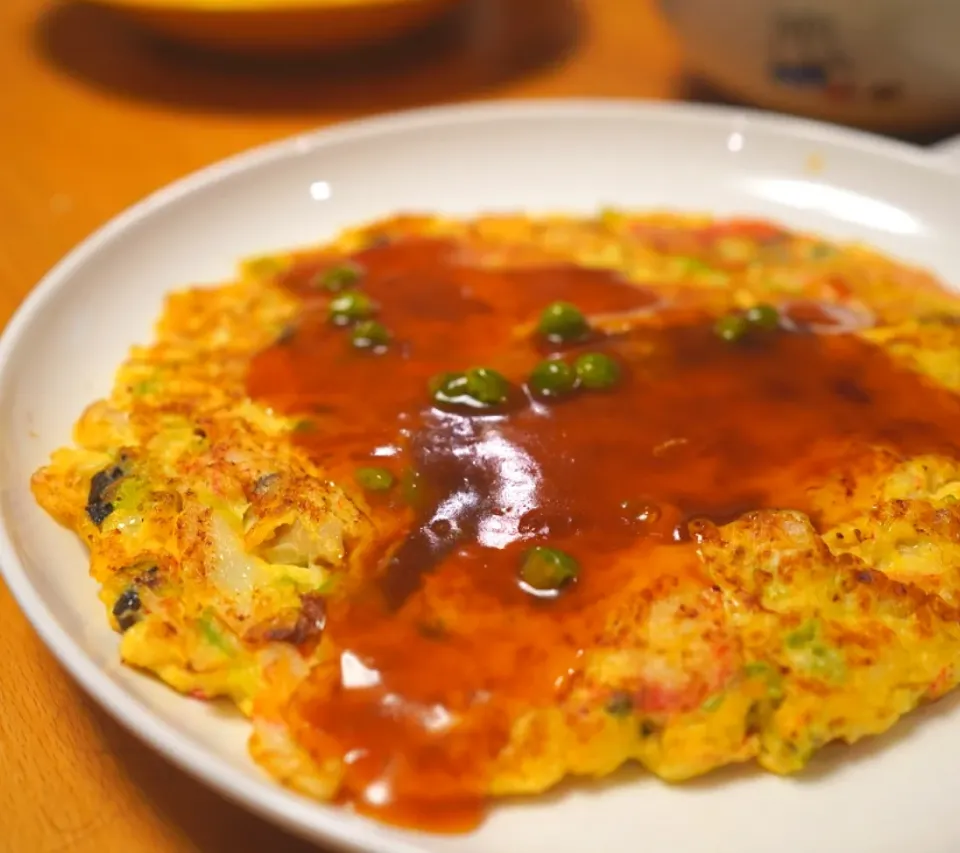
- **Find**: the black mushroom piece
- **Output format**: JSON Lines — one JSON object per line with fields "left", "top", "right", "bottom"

{"left": 85, "top": 457, "right": 129, "bottom": 527}
{"left": 112, "top": 587, "right": 142, "bottom": 632}
{"left": 263, "top": 593, "right": 327, "bottom": 645}
{"left": 605, "top": 690, "right": 635, "bottom": 717}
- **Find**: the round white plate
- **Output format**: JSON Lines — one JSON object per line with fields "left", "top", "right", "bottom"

{"left": 4, "top": 100, "right": 960, "bottom": 853}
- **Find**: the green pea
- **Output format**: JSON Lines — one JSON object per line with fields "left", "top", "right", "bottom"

{"left": 519, "top": 546, "right": 580, "bottom": 593}
{"left": 744, "top": 303, "right": 780, "bottom": 331}
{"left": 528, "top": 358, "right": 578, "bottom": 398}
{"left": 573, "top": 353, "right": 620, "bottom": 390}
{"left": 714, "top": 313, "right": 749, "bottom": 343}
{"left": 465, "top": 368, "right": 510, "bottom": 405}
{"left": 314, "top": 262, "right": 363, "bottom": 292}
{"left": 354, "top": 466, "right": 395, "bottom": 492}
{"left": 351, "top": 320, "right": 391, "bottom": 351}
{"left": 538, "top": 301, "right": 589, "bottom": 342}
{"left": 329, "top": 291, "right": 376, "bottom": 325}
{"left": 429, "top": 371, "right": 460, "bottom": 396}
{"left": 430, "top": 368, "right": 511, "bottom": 409}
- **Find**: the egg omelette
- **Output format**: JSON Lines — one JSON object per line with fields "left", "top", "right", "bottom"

{"left": 31, "top": 211, "right": 960, "bottom": 830}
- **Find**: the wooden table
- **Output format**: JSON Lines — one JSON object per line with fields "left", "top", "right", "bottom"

{"left": 1, "top": 2, "right": 954, "bottom": 851}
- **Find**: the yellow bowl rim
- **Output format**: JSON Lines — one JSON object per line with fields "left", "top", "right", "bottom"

{"left": 89, "top": 0, "right": 451, "bottom": 14}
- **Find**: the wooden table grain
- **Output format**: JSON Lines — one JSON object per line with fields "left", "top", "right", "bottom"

{"left": 4, "top": 1, "right": 960, "bottom": 850}
{"left": 0, "top": 1, "right": 685, "bottom": 850}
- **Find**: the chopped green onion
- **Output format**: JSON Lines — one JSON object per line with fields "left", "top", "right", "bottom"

{"left": 354, "top": 467, "right": 395, "bottom": 492}
{"left": 701, "top": 692, "right": 725, "bottom": 712}
{"left": 785, "top": 620, "right": 817, "bottom": 648}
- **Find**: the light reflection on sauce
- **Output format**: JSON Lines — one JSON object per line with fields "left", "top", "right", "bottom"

{"left": 247, "top": 237, "right": 960, "bottom": 831}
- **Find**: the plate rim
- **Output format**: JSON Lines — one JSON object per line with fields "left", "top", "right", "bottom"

{"left": 1, "top": 97, "right": 957, "bottom": 853}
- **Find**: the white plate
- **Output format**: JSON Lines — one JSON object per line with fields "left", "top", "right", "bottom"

{"left": 4, "top": 100, "right": 960, "bottom": 853}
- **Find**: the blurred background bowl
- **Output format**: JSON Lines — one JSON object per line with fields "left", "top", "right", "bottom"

{"left": 82, "top": 0, "right": 463, "bottom": 56}
{"left": 658, "top": 0, "right": 960, "bottom": 132}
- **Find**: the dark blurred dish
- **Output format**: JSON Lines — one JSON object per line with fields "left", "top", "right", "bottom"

{"left": 659, "top": 0, "right": 960, "bottom": 131}
{"left": 85, "top": 0, "right": 462, "bottom": 55}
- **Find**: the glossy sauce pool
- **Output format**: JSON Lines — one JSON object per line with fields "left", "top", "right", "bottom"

{"left": 247, "top": 237, "right": 960, "bottom": 830}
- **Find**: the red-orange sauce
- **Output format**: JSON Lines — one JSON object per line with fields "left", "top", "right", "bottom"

{"left": 247, "top": 236, "right": 960, "bottom": 831}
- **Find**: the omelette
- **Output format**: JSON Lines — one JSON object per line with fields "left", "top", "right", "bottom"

{"left": 31, "top": 211, "right": 960, "bottom": 830}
